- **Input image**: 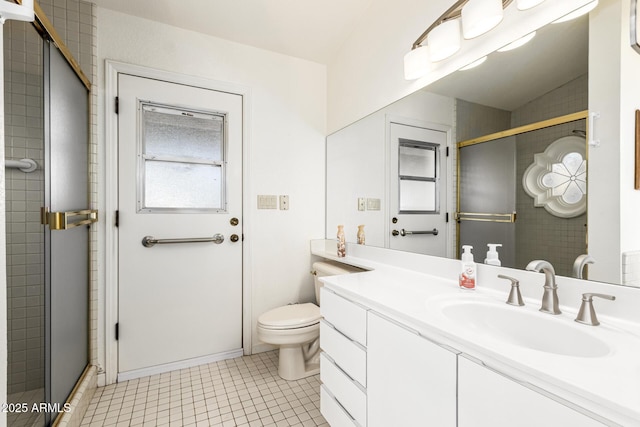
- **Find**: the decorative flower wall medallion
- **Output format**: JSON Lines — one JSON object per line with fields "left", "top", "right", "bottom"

{"left": 522, "top": 135, "right": 586, "bottom": 218}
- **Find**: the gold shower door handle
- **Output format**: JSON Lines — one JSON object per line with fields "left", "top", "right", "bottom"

{"left": 41, "top": 208, "right": 99, "bottom": 230}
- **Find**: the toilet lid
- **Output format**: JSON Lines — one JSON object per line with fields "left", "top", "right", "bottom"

{"left": 259, "top": 303, "right": 321, "bottom": 329}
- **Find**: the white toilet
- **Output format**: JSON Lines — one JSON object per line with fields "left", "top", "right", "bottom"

{"left": 257, "top": 261, "right": 362, "bottom": 381}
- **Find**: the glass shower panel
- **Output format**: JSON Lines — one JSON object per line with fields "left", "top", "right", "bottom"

{"left": 4, "top": 18, "right": 46, "bottom": 427}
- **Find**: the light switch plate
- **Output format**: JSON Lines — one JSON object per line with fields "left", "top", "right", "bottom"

{"left": 358, "top": 198, "right": 366, "bottom": 211}
{"left": 367, "top": 198, "right": 381, "bottom": 211}
{"left": 279, "top": 195, "right": 289, "bottom": 210}
{"left": 258, "top": 195, "right": 277, "bottom": 209}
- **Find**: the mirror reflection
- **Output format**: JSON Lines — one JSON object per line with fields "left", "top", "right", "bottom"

{"left": 325, "top": 14, "right": 598, "bottom": 281}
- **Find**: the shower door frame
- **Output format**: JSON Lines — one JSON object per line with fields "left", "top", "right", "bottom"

{"left": 103, "top": 61, "right": 254, "bottom": 386}
{"left": 455, "top": 110, "right": 590, "bottom": 259}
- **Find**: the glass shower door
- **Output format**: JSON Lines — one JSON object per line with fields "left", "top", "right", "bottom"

{"left": 43, "top": 40, "right": 89, "bottom": 424}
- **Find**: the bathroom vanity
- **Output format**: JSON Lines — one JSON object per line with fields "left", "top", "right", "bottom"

{"left": 312, "top": 240, "right": 640, "bottom": 427}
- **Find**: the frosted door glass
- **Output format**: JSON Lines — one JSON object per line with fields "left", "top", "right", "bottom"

{"left": 143, "top": 106, "right": 223, "bottom": 161}
{"left": 400, "top": 145, "right": 436, "bottom": 178}
{"left": 145, "top": 161, "right": 222, "bottom": 209}
{"left": 400, "top": 180, "right": 436, "bottom": 211}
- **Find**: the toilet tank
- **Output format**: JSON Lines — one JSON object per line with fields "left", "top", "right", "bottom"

{"left": 312, "top": 261, "right": 363, "bottom": 305}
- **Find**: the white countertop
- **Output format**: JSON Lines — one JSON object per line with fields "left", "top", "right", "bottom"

{"left": 320, "top": 263, "right": 640, "bottom": 426}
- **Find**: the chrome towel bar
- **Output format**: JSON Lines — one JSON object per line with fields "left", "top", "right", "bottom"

{"left": 392, "top": 228, "right": 439, "bottom": 236}
{"left": 142, "top": 234, "right": 224, "bottom": 248}
{"left": 5, "top": 158, "right": 37, "bottom": 172}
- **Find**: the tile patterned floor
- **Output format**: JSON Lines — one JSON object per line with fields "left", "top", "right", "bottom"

{"left": 7, "top": 388, "right": 45, "bottom": 427}
{"left": 81, "top": 351, "right": 328, "bottom": 427}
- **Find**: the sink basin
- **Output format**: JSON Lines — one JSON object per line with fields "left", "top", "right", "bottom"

{"left": 429, "top": 297, "right": 611, "bottom": 358}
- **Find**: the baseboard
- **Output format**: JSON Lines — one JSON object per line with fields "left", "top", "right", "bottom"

{"left": 117, "top": 349, "right": 244, "bottom": 382}
{"left": 252, "top": 343, "right": 277, "bottom": 354}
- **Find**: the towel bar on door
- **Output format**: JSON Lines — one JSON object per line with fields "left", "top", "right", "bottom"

{"left": 392, "top": 228, "right": 439, "bottom": 236}
{"left": 142, "top": 234, "right": 224, "bottom": 248}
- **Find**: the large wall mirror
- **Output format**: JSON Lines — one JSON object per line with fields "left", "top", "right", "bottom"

{"left": 325, "top": 12, "right": 606, "bottom": 282}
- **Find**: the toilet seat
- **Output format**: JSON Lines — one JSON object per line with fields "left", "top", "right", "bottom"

{"left": 258, "top": 303, "right": 320, "bottom": 330}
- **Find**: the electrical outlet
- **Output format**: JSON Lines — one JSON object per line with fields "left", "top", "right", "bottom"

{"left": 279, "top": 195, "right": 289, "bottom": 210}
{"left": 358, "top": 198, "right": 366, "bottom": 211}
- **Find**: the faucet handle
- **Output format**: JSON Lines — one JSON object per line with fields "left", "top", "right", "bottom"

{"left": 498, "top": 275, "right": 524, "bottom": 306}
{"left": 575, "top": 293, "right": 616, "bottom": 326}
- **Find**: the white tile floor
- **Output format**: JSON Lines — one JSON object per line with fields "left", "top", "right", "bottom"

{"left": 80, "top": 351, "right": 329, "bottom": 427}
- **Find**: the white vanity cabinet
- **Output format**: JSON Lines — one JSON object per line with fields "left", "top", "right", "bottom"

{"left": 320, "top": 288, "right": 368, "bottom": 427}
{"left": 366, "top": 311, "right": 457, "bottom": 427}
{"left": 458, "top": 356, "right": 606, "bottom": 427}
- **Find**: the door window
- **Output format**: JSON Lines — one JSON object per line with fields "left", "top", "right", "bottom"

{"left": 139, "top": 102, "right": 226, "bottom": 212}
{"left": 398, "top": 139, "right": 439, "bottom": 213}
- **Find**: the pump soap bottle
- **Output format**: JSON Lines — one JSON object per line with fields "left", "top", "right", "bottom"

{"left": 484, "top": 244, "right": 502, "bottom": 266}
{"left": 459, "top": 245, "right": 477, "bottom": 290}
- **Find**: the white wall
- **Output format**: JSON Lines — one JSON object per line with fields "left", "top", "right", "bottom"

{"left": 588, "top": 0, "right": 623, "bottom": 282}
{"left": 588, "top": 0, "right": 640, "bottom": 284}
{"left": 326, "top": 91, "right": 454, "bottom": 248}
{"left": 96, "top": 7, "right": 327, "bottom": 370}
{"left": 327, "top": 0, "right": 598, "bottom": 133}
{"left": 617, "top": 0, "right": 640, "bottom": 257}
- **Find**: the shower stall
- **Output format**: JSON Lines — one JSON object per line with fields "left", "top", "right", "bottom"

{"left": 454, "top": 72, "right": 589, "bottom": 277}
{"left": 4, "top": 11, "right": 91, "bottom": 427}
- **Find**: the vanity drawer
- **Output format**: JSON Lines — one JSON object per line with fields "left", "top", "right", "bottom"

{"left": 321, "top": 385, "right": 360, "bottom": 427}
{"left": 320, "top": 320, "right": 367, "bottom": 386}
{"left": 321, "top": 353, "right": 367, "bottom": 426}
{"left": 321, "top": 288, "right": 368, "bottom": 346}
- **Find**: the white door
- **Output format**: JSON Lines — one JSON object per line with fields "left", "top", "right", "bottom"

{"left": 389, "top": 122, "right": 448, "bottom": 255}
{"left": 117, "top": 74, "right": 243, "bottom": 378}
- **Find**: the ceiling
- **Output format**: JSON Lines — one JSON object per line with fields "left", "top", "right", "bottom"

{"left": 426, "top": 15, "right": 589, "bottom": 111}
{"left": 91, "top": 1, "right": 588, "bottom": 111}
{"left": 90, "top": 0, "right": 373, "bottom": 64}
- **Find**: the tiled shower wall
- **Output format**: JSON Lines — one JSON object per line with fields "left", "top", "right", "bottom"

{"left": 513, "top": 74, "right": 588, "bottom": 276}
{"left": 4, "top": 0, "right": 95, "bottom": 395}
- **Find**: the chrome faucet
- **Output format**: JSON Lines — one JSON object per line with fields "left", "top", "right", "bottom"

{"left": 526, "top": 260, "right": 561, "bottom": 315}
{"left": 572, "top": 254, "right": 595, "bottom": 279}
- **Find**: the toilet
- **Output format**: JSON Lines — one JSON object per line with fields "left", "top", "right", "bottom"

{"left": 257, "top": 261, "right": 362, "bottom": 381}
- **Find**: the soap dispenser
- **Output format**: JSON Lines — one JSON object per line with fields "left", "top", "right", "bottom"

{"left": 485, "top": 244, "right": 502, "bottom": 266}
{"left": 459, "top": 245, "right": 477, "bottom": 290}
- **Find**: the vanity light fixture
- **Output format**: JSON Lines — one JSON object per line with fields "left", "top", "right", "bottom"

{"left": 516, "top": 0, "right": 545, "bottom": 10}
{"left": 497, "top": 31, "right": 536, "bottom": 52}
{"left": 459, "top": 55, "right": 487, "bottom": 70}
{"left": 404, "top": 0, "right": 514, "bottom": 80}
{"left": 427, "top": 19, "right": 462, "bottom": 62}
{"left": 403, "top": 46, "right": 430, "bottom": 80}
{"left": 553, "top": 0, "right": 598, "bottom": 24}
{"left": 462, "top": 0, "right": 504, "bottom": 39}
{"left": 0, "top": 0, "right": 34, "bottom": 23}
